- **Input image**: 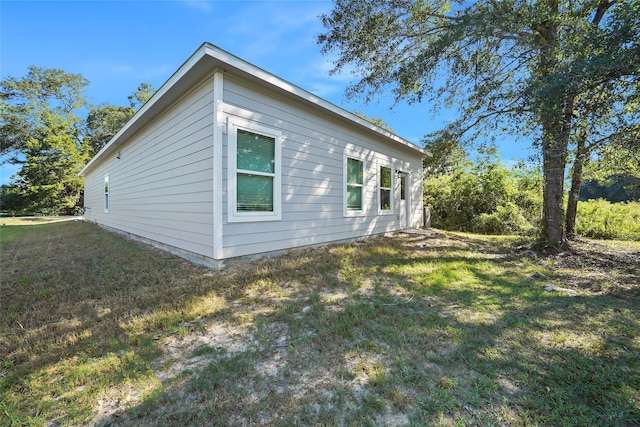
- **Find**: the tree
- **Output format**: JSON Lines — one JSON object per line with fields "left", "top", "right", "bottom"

{"left": 352, "top": 110, "right": 395, "bottom": 132}
{"left": 318, "top": 0, "right": 640, "bottom": 250}
{"left": 1, "top": 66, "right": 88, "bottom": 159}
{"left": 579, "top": 174, "right": 640, "bottom": 202}
{"left": 423, "top": 147, "right": 541, "bottom": 234}
{"left": 422, "top": 131, "right": 469, "bottom": 176}
{"left": 565, "top": 85, "right": 640, "bottom": 237}
{"left": 85, "top": 104, "right": 134, "bottom": 156}
{"left": 1, "top": 67, "right": 90, "bottom": 214}
{"left": 9, "top": 112, "right": 89, "bottom": 214}
{"left": 1, "top": 65, "right": 156, "bottom": 214}
{"left": 85, "top": 83, "right": 156, "bottom": 156}
{"left": 128, "top": 82, "right": 156, "bottom": 109}
{"left": 576, "top": 127, "right": 640, "bottom": 204}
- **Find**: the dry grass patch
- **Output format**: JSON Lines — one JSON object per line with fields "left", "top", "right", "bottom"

{"left": 1, "top": 221, "right": 639, "bottom": 426}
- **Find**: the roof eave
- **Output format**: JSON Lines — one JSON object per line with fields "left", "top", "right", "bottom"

{"left": 79, "top": 43, "right": 427, "bottom": 177}
{"left": 202, "top": 43, "right": 427, "bottom": 156}
{"left": 80, "top": 43, "right": 217, "bottom": 176}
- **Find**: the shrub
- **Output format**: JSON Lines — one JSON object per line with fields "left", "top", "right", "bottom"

{"left": 575, "top": 199, "right": 640, "bottom": 240}
{"left": 470, "top": 203, "right": 536, "bottom": 235}
{"left": 423, "top": 151, "right": 542, "bottom": 235}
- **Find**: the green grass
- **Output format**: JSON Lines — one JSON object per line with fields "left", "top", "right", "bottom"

{"left": 1, "top": 221, "right": 639, "bottom": 426}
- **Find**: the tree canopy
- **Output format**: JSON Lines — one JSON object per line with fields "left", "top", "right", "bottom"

{"left": 1, "top": 67, "right": 155, "bottom": 214}
{"left": 85, "top": 82, "right": 156, "bottom": 156}
{"left": 1, "top": 67, "right": 90, "bottom": 213}
{"left": 352, "top": 110, "right": 395, "bottom": 132}
{"left": 6, "top": 112, "right": 90, "bottom": 214}
{"left": 0, "top": 66, "right": 88, "bottom": 160}
{"left": 318, "top": 0, "right": 640, "bottom": 250}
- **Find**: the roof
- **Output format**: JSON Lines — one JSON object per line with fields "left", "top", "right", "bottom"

{"left": 79, "top": 42, "right": 427, "bottom": 176}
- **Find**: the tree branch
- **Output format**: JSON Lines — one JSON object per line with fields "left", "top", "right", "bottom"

{"left": 592, "top": 0, "right": 615, "bottom": 26}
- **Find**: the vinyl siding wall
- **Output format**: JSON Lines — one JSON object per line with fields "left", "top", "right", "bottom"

{"left": 83, "top": 74, "right": 215, "bottom": 258}
{"left": 221, "top": 75, "right": 423, "bottom": 259}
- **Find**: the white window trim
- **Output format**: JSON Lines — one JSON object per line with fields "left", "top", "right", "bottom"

{"left": 104, "top": 173, "right": 110, "bottom": 213}
{"left": 378, "top": 163, "right": 394, "bottom": 215}
{"left": 343, "top": 149, "right": 367, "bottom": 217}
{"left": 228, "top": 118, "right": 282, "bottom": 223}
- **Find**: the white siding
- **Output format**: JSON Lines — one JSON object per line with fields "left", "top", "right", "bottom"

{"left": 83, "top": 75, "right": 215, "bottom": 258}
{"left": 221, "top": 75, "right": 423, "bottom": 259}
{"left": 83, "top": 67, "right": 423, "bottom": 266}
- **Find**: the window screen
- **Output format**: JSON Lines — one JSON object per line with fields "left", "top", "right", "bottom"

{"left": 236, "top": 129, "right": 276, "bottom": 212}
{"left": 347, "top": 157, "right": 363, "bottom": 210}
{"left": 380, "top": 166, "right": 391, "bottom": 211}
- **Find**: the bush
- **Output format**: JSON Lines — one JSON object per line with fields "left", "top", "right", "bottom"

{"left": 470, "top": 203, "right": 536, "bottom": 235}
{"left": 423, "top": 150, "right": 542, "bottom": 235}
{"left": 575, "top": 199, "right": 640, "bottom": 240}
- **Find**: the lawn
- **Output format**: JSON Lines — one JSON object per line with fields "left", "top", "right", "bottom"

{"left": 1, "top": 219, "right": 639, "bottom": 426}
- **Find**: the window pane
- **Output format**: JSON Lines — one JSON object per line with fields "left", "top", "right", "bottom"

{"left": 347, "top": 185, "right": 362, "bottom": 210}
{"left": 347, "top": 158, "right": 363, "bottom": 185}
{"left": 380, "top": 166, "right": 391, "bottom": 189}
{"left": 237, "top": 173, "right": 274, "bottom": 212}
{"left": 237, "top": 129, "right": 275, "bottom": 173}
{"left": 380, "top": 189, "right": 391, "bottom": 210}
{"left": 400, "top": 175, "right": 406, "bottom": 200}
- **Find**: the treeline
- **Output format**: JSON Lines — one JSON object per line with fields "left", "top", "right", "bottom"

{"left": 0, "top": 66, "right": 155, "bottom": 215}
{"left": 580, "top": 175, "right": 640, "bottom": 203}
{"left": 423, "top": 147, "right": 640, "bottom": 241}
{"left": 2, "top": 67, "right": 639, "bottom": 243}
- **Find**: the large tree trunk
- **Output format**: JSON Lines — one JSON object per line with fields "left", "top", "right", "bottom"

{"left": 542, "top": 138, "right": 568, "bottom": 251}
{"left": 541, "top": 102, "right": 573, "bottom": 251}
{"left": 566, "top": 133, "right": 588, "bottom": 239}
{"left": 535, "top": 0, "right": 573, "bottom": 251}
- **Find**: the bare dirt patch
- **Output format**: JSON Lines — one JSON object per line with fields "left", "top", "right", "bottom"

{"left": 536, "top": 237, "right": 640, "bottom": 297}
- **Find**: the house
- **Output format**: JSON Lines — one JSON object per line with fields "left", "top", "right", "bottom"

{"left": 79, "top": 43, "right": 427, "bottom": 269}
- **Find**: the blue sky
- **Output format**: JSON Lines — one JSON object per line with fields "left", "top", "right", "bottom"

{"left": 1, "top": 0, "right": 533, "bottom": 185}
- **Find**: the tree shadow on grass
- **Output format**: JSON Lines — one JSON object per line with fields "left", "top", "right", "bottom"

{"left": 2, "top": 223, "right": 638, "bottom": 425}
{"left": 1, "top": 221, "right": 252, "bottom": 424}
{"left": 89, "top": 231, "right": 640, "bottom": 426}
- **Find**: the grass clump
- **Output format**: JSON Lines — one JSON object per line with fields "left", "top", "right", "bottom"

{"left": 1, "top": 220, "right": 639, "bottom": 426}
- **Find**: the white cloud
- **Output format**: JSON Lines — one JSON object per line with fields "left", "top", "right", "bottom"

{"left": 112, "top": 64, "right": 133, "bottom": 74}
{"left": 179, "top": 0, "right": 213, "bottom": 13}
{"left": 308, "top": 56, "right": 355, "bottom": 82}
{"left": 219, "top": 1, "right": 328, "bottom": 60}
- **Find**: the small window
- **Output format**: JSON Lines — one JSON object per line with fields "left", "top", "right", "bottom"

{"left": 228, "top": 121, "right": 282, "bottom": 222}
{"left": 104, "top": 174, "right": 110, "bottom": 213}
{"left": 346, "top": 157, "right": 364, "bottom": 211}
{"left": 400, "top": 174, "right": 406, "bottom": 200}
{"left": 379, "top": 166, "right": 392, "bottom": 213}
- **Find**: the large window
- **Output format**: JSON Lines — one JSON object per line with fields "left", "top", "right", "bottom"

{"left": 104, "top": 174, "right": 109, "bottom": 213}
{"left": 229, "top": 121, "right": 281, "bottom": 222}
{"left": 346, "top": 157, "right": 364, "bottom": 211}
{"left": 237, "top": 129, "right": 275, "bottom": 212}
{"left": 379, "top": 165, "right": 392, "bottom": 213}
